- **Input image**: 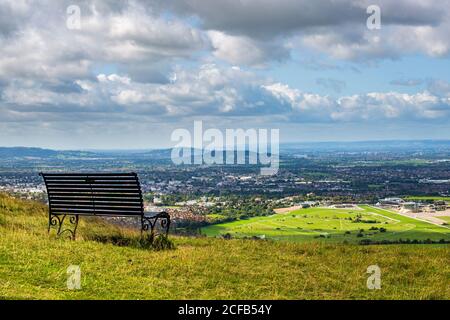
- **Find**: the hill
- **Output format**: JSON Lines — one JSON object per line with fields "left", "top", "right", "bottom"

{"left": 0, "top": 147, "right": 98, "bottom": 160}
{"left": 0, "top": 147, "right": 58, "bottom": 158}
{"left": 0, "top": 194, "right": 448, "bottom": 299}
{"left": 282, "top": 140, "right": 450, "bottom": 153}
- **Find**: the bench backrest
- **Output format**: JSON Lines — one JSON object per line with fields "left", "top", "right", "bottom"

{"left": 40, "top": 173, "right": 144, "bottom": 216}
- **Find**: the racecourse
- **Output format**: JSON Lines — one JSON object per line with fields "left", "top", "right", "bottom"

{"left": 202, "top": 205, "right": 450, "bottom": 243}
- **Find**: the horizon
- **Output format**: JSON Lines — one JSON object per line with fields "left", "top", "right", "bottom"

{"left": 1, "top": 138, "right": 450, "bottom": 152}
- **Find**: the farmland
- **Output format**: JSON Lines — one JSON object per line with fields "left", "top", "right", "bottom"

{"left": 202, "top": 206, "right": 450, "bottom": 243}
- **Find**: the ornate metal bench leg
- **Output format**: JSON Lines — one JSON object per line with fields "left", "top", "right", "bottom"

{"left": 48, "top": 214, "right": 52, "bottom": 234}
{"left": 70, "top": 215, "right": 79, "bottom": 240}
{"left": 153, "top": 212, "right": 171, "bottom": 237}
{"left": 49, "top": 214, "right": 79, "bottom": 240}
{"left": 141, "top": 217, "right": 156, "bottom": 242}
{"left": 159, "top": 213, "right": 171, "bottom": 236}
{"left": 141, "top": 213, "right": 171, "bottom": 242}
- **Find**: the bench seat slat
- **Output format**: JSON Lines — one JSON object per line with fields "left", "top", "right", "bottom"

{"left": 44, "top": 177, "right": 139, "bottom": 181}
{"left": 49, "top": 198, "right": 142, "bottom": 203}
{"left": 50, "top": 201, "right": 142, "bottom": 206}
{"left": 45, "top": 179, "right": 139, "bottom": 183}
{"left": 52, "top": 209, "right": 144, "bottom": 217}
{"left": 45, "top": 188, "right": 141, "bottom": 194}
{"left": 42, "top": 173, "right": 137, "bottom": 177}
{"left": 45, "top": 182, "right": 140, "bottom": 186}
{"left": 46, "top": 185, "right": 140, "bottom": 189}
{"left": 50, "top": 201, "right": 143, "bottom": 207}
{"left": 48, "top": 193, "right": 142, "bottom": 199}
{"left": 51, "top": 205, "right": 143, "bottom": 211}
{"left": 50, "top": 199, "right": 142, "bottom": 204}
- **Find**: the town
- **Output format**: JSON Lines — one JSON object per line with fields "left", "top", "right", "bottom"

{"left": 1, "top": 142, "right": 449, "bottom": 232}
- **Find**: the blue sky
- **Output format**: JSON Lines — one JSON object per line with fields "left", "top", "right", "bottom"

{"left": 0, "top": 0, "right": 450, "bottom": 149}
{"left": 264, "top": 52, "right": 450, "bottom": 96}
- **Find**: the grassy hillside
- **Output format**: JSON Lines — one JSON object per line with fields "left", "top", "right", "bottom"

{"left": 202, "top": 206, "right": 450, "bottom": 243}
{"left": 0, "top": 194, "right": 449, "bottom": 300}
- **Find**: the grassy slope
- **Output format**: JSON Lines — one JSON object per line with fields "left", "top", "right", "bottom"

{"left": 0, "top": 194, "right": 449, "bottom": 300}
{"left": 202, "top": 206, "right": 450, "bottom": 243}
{"left": 439, "top": 216, "right": 450, "bottom": 224}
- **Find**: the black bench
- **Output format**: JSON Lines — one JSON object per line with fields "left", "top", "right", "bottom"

{"left": 40, "top": 172, "right": 170, "bottom": 240}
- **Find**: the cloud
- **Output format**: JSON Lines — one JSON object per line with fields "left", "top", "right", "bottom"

{"left": 427, "top": 80, "right": 450, "bottom": 98}
{"left": 207, "top": 31, "right": 290, "bottom": 66}
{"left": 316, "top": 78, "right": 346, "bottom": 93}
{"left": 162, "top": 0, "right": 444, "bottom": 38}
{"left": 93, "top": 64, "right": 291, "bottom": 116}
{"left": 162, "top": 0, "right": 450, "bottom": 62}
{"left": 299, "top": 23, "right": 449, "bottom": 62}
{"left": 0, "top": 0, "right": 207, "bottom": 87}
{"left": 2, "top": 61, "right": 450, "bottom": 126}
{"left": 2, "top": 0, "right": 449, "bottom": 75}
{"left": 390, "top": 79, "right": 423, "bottom": 87}
{"left": 262, "top": 83, "right": 336, "bottom": 122}
{"left": 1, "top": 0, "right": 450, "bottom": 147}
{"left": 334, "top": 91, "right": 448, "bottom": 121}
{"left": 0, "top": 1, "right": 34, "bottom": 36}
{"left": 263, "top": 82, "right": 450, "bottom": 122}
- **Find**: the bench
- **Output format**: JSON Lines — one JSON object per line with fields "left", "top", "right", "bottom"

{"left": 40, "top": 172, "right": 170, "bottom": 240}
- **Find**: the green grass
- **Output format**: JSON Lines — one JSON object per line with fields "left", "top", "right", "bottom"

{"left": 202, "top": 206, "right": 450, "bottom": 243}
{"left": 439, "top": 216, "right": 450, "bottom": 224}
{"left": 207, "top": 214, "right": 226, "bottom": 219}
{"left": 0, "top": 194, "right": 449, "bottom": 299}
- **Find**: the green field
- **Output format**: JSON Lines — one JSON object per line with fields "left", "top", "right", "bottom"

{"left": 1, "top": 194, "right": 449, "bottom": 299}
{"left": 202, "top": 206, "right": 450, "bottom": 243}
{"left": 439, "top": 216, "right": 450, "bottom": 224}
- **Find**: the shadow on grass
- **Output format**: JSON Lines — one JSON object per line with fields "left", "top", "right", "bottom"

{"left": 74, "top": 216, "right": 175, "bottom": 250}
{"left": 84, "top": 233, "right": 175, "bottom": 251}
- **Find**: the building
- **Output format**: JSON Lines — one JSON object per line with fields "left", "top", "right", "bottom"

{"left": 434, "top": 201, "right": 447, "bottom": 211}
{"left": 379, "top": 197, "right": 404, "bottom": 206}
{"left": 297, "top": 201, "right": 319, "bottom": 208}
{"left": 403, "top": 202, "right": 420, "bottom": 213}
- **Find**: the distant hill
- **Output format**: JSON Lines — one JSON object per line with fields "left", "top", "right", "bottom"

{"left": 0, "top": 147, "right": 102, "bottom": 159}
{"left": 1, "top": 140, "right": 449, "bottom": 160}
{"left": 0, "top": 147, "right": 58, "bottom": 158}
{"left": 282, "top": 140, "right": 450, "bottom": 152}
{"left": 0, "top": 147, "right": 267, "bottom": 161}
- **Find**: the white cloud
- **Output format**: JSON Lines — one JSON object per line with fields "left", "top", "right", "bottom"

{"left": 0, "top": 0, "right": 206, "bottom": 86}
{"left": 207, "top": 31, "right": 289, "bottom": 66}
{"left": 263, "top": 82, "right": 450, "bottom": 122}
{"left": 3, "top": 61, "right": 450, "bottom": 125}
{"left": 163, "top": 0, "right": 450, "bottom": 62}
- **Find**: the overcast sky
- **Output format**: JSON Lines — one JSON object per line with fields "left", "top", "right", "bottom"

{"left": 1, "top": 0, "right": 450, "bottom": 149}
